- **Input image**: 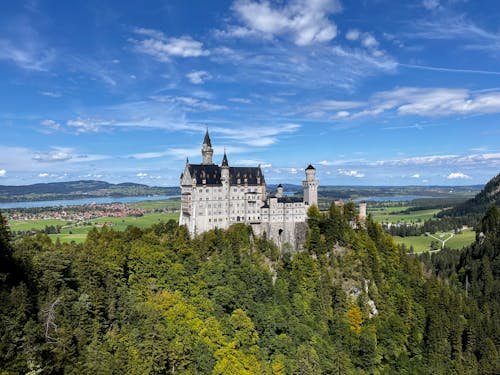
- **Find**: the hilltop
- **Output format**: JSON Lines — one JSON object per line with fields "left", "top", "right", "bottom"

{"left": 438, "top": 172, "right": 500, "bottom": 224}
{"left": 0, "top": 180, "right": 180, "bottom": 203}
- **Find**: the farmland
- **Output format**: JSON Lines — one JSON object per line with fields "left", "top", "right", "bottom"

{"left": 7, "top": 199, "right": 180, "bottom": 244}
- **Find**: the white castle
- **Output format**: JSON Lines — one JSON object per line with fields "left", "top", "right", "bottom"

{"left": 179, "top": 130, "right": 318, "bottom": 248}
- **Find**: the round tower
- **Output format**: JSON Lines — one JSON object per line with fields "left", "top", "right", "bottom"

{"left": 201, "top": 129, "right": 213, "bottom": 165}
{"left": 302, "top": 164, "right": 318, "bottom": 206}
{"left": 276, "top": 183, "right": 283, "bottom": 198}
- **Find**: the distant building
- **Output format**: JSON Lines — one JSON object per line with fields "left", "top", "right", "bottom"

{"left": 179, "top": 130, "right": 364, "bottom": 247}
{"left": 179, "top": 130, "right": 318, "bottom": 248}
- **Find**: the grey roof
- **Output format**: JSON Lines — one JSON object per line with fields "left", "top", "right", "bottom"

{"left": 185, "top": 164, "right": 265, "bottom": 186}
{"left": 277, "top": 196, "right": 303, "bottom": 203}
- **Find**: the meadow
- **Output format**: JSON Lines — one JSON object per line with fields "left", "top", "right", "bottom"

{"left": 7, "top": 199, "right": 180, "bottom": 244}
{"left": 393, "top": 229, "right": 476, "bottom": 253}
{"left": 369, "top": 205, "right": 441, "bottom": 224}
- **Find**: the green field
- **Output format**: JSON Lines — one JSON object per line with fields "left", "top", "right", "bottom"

{"left": 369, "top": 207, "right": 441, "bottom": 224}
{"left": 9, "top": 212, "right": 179, "bottom": 244}
{"left": 8, "top": 218, "right": 71, "bottom": 232}
{"left": 129, "top": 199, "right": 181, "bottom": 210}
{"left": 393, "top": 229, "right": 475, "bottom": 253}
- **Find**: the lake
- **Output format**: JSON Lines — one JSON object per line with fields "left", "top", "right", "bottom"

{"left": 353, "top": 195, "right": 437, "bottom": 202}
{"left": 0, "top": 195, "right": 180, "bottom": 209}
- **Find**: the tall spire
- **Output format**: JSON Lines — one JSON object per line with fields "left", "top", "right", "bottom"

{"left": 203, "top": 128, "right": 212, "bottom": 147}
{"left": 201, "top": 128, "right": 214, "bottom": 165}
{"left": 222, "top": 148, "right": 228, "bottom": 167}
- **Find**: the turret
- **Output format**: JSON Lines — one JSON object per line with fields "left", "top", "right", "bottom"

{"left": 303, "top": 164, "right": 318, "bottom": 206}
{"left": 221, "top": 149, "right": 229, "bottom": 182}
{"left": 201, "top": 129, "right": 213, "bottom": 165}
{"left": 276, "top": 184, "right": 283, "bottom": 198}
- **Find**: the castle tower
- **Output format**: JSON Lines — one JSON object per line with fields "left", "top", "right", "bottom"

{"left": 201, "top": 129, "right": 213, "bottom": 165}
{"left": 276, "top": 184, "right": 283, "bottom": 198}
{"left": 303, "top": 164, "right": 318, "bottom": 206}
{"left": 359, "top": 202, "right": 367, "bottom": 221}
{"left": 221, "top": 149, "right": 229, "bottom": 183}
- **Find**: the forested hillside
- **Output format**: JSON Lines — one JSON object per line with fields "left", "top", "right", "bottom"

{"left": 0, "top": 180, "right": 179, "bottom": 202}
{"left": 0, "top": 203, "right": 499, "bottom": 374}
{"left": 438, "top": 173, "right": 500, "bottom": 225}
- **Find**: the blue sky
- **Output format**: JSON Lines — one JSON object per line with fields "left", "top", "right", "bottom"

{"left": 1, "top": 0, "right": 499, "bottom": 186}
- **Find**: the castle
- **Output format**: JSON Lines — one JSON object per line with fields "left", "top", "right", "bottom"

{"left": 179, "top": 130, "right": 318, "bottom": 248}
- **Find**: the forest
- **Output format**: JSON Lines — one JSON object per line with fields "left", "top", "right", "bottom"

{"left": 0, "top": 201, "right": 499, "bottom": 374}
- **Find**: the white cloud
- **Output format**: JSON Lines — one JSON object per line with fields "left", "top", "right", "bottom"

{"left": 346, "top": 29, "right": 360, "bottom": 41}
{"left": 38, "top": 173, "right": 49, "bottom": 177}
{"left": 136, "top": 172, "right": 148, "bottom": 177}
{"left": 0, "top": 20, "right": 55, "bottom": 72}
{"left": 0, "top": 169, "right": 6, "bottom": 177}
{"left": 361, "top": 33, "right": 379, "bottom": 49}
{"left": 40, "top": 91, "right": 62, "bottom": 98}
{"left": 411, "top": 173, "right": 420, "bottom": 178}
{"left": 338, "top": 169, "right": 364, "bottom": 178}
{"left": 211, "top": 42, "right": 396, "bottom": 90}
{"left": 131, "top": 28, "right": 209, "bottom": 61}
{"left": 229, "top": 97, "right": 252, "bottom": 104}
{"left": 151, "top": 95, "right": 227, "bottom": 111}
{"left": 447, "top": 172, "right": 471, "bottom": 179}
{"left": 422, "top": 0, "right": 440, "bottom": 10}
{"left": 66, "top": 118, "right": 103, "bottom": 133}
{"left": 33, "top": 147, "right": 73, "bottom": 162}
{"left": 186, "top": 70, "right": 212, "bottom": 84}
{"left": 41, "top": 119, "right": 61, "bottom": 132}
{"left": 228, "top": 0, "right": 341, "bottom": 46}
{"left": 342, "top": 87, "right": 500, "bottom": 119}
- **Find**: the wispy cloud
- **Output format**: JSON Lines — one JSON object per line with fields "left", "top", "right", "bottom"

{"left": 229, "top": 97, "right": 252, "bottom": 104}
{"left": 211, "top": 43, "right": 397, "bottom": 90}
{"left": 151, "top": 95, "right": 227, "bottom": 112}
{"left": 410, "top": 14, "right": 500, "bottom": 54}
{"left": 338, "top": 87, "right": 500, "bottom": 119}
{"left": 186, "top": 70, "right": 212, "bottom": 84}
{"left": 338, "top": 169, "right": 364, "bottom": 178}
{"left": 40, "top": 119, "right": 61, "bottom": 133}
{"left": 131, "top": 28, "right": 209, "bottom": 61}
{"left": 40, "top": 91, "right": 62, "bottom": 98}
{"left": 32, "top": 147, "right": 73, "bottom": 162}
{"left": 0, "top": 169, "right": 6, "bottom": 177}
{"left": 0, "top": 32, "right": 54, "bottom": 71}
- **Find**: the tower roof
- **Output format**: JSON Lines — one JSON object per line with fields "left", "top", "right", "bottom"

{"left": 203, "top": 129, "right": 212, "bottom": 147}
{"left": 222, "top": 150, "right": 228, "bottom": 166}
{"left": 305, "top": 164, "right": 316, "bottom": 170}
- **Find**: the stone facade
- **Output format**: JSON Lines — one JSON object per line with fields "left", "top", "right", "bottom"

{"left": 179, "top": 130, "right": 318, "bottom": 248}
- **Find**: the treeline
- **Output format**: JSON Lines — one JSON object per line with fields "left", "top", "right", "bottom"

{"left": 420, "top": 205, "right": 500, "bottom": 369}
{"left": 385, "top": 217, "right": 470, "bottom": 237}
{"left": 0, "top": 203, "right": 499, "bottom": 374}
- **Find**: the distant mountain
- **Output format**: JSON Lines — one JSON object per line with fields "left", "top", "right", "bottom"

{"left": 0, "top": 180, "right": 180, "bottom": 202}
{"left": 438, "top": 173, "right": 500, "bottom": 223}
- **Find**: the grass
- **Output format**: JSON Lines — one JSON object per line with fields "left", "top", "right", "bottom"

{"left": 393, "top": 229, "right": 475, "bottom": 253}
{"left": 370, "top": 207, "right": 441, "bottom": 224}
{"left": 10, "top": 212, "right": 179, "bottom": 244}
{"left": 8, "top": 218, "right": 71, "bottom": 232}
{"left": 129, "top": 199, "right": 181, "bottom": 210}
